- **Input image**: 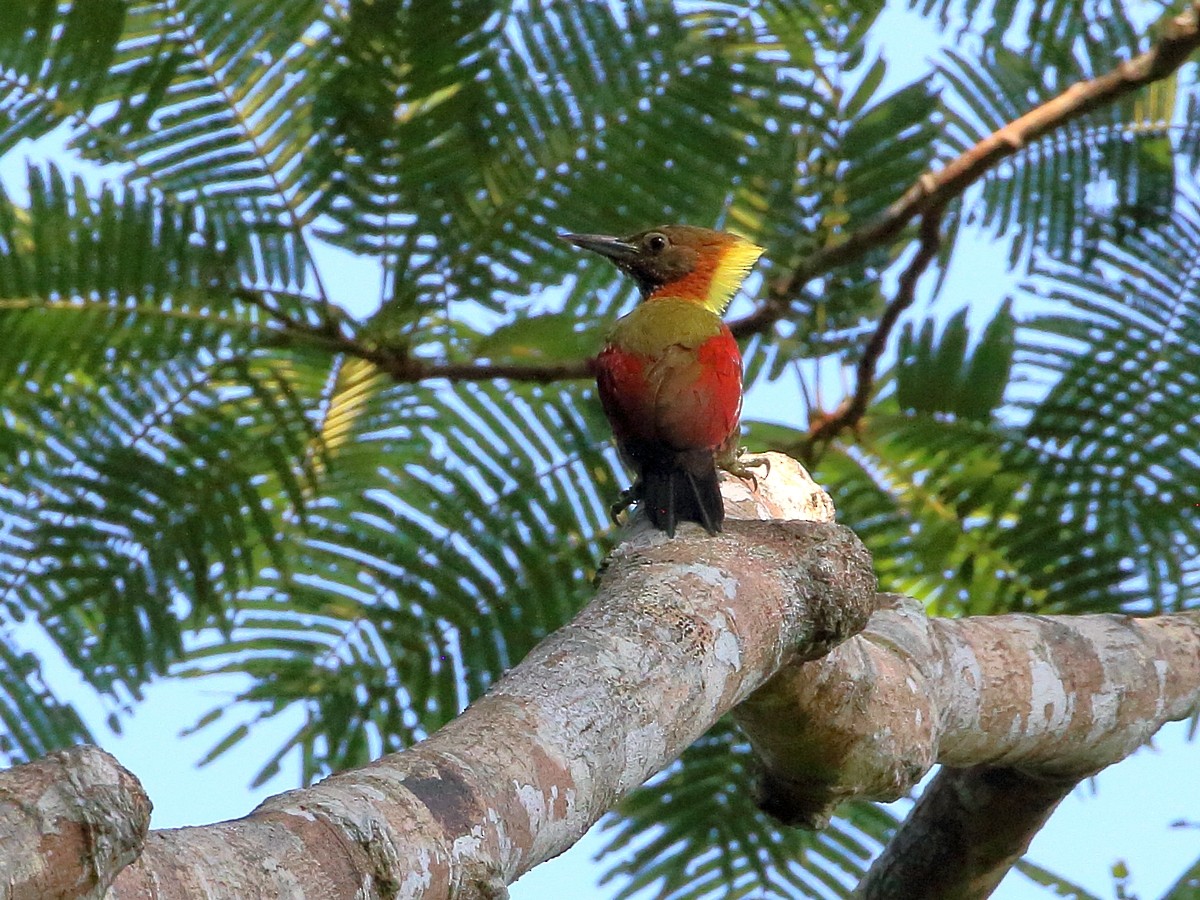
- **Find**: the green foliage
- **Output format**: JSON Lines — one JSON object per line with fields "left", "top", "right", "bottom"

{"left": 599, "top": 721, "right": 898, "bottom": 900}
{"left": 180, "top": 380, "right": 617, "bottom": 785}
{"left": 895, "top": 302, "right": 1015, "bottom": 422}
{"left": 0, "top": 165, "right": 317, "bottom": 755}
{"left": 0, "top": 633, "right": 91, "bottom": 761}
{"left": 941, "top": 36, "right": 1177, "bottom": 265}
{"left": 1015, "top": 203, "right": 1200, "bottom": 613}
{"left": 809, "top": 303, "right": 1045, "bottom": 614}
{"left": 0, "top": 0, "right": 126, "bottom": 153}
{"left": 1161, "top": 849, "right": 1200, "bottom": 899}
{"left": 0, "top": 0, "right": 1198, "bottom": 897}
{"left": 1014, "top": 858, "right": 1103, "bottom": 899}
{"left": 909, "top": 0, "right": 1141, "bottom": 61}
{"left": 806, "top": 281, "right": 1200, "bottom": 616}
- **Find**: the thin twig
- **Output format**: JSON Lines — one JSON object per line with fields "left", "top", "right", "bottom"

{"left": 240, "top": 287, "right": 596, "bottom": 383}
{"left": 267, "top": 326, "right": 595, "bottom": 383}
{"left": 371, "top": 353, "right": 595, "bottom": 384}
{"left": 806, "top": 208, "right": 945, "bottom": 451}
{"left": 233, "top": 288, "right": 302, "bottom": 328}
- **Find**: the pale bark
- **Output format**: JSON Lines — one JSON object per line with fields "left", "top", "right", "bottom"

{"left": 0, "top": 456, "right": 1197, "bottom": 899}
{"left": 0, "top": 456, "right": 874, "bottom": 899}
{"left": 735, "top": 594, "right": 1200, "bottom": 897}
{"left": 0, "top": 745, "right": 149, "bottom": 898}
{"left": 737, "top": 595, "right": 1200, "bottom": 825}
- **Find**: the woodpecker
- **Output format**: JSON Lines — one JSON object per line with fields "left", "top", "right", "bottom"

{"left": 562, "top": 225, "right": 765, "bottom": 536}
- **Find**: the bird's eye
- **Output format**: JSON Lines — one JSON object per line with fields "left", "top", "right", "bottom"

{"left": 645, "top": 233, "right": 668, "bottom": 253}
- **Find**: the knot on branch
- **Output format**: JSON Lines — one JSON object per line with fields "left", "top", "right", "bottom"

{"left": 0, "top": 745, "right": 151, "bottom": 897}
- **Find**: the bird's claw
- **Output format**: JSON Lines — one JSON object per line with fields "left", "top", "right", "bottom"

{"left": 609, "top": 481, "right": 642, "bottom": 525}
{"left": 718, "top": 448, "right": 770, "bottom": 491}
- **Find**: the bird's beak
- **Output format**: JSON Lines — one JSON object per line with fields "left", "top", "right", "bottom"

{"left": 559, "top": 232, "right": 639, "bottom": 262}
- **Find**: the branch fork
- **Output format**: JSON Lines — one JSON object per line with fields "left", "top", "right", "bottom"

{"left": 2, "top": 455, "right": 1197, "bottom": 899}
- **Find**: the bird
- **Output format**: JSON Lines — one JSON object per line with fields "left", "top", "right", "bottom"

{"left": 561, "top": 224, "right": 765, "bottom": 537}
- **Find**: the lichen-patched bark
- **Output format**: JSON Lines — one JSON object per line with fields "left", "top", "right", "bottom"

{"left": 737, "top": 595, "right": 1200, "bottom": 826}
{"left": 0, "top": 746, "right": 150, "bottom": 899}
{"left": 93, "top": 457, "right": 876, "bottom": 899}
{"left": 734, "top": 595, "right": 1200, "bottom": 897}
{"left": 242, "top": 521, "right": 874, "bottom": 899}
{"left": 6, "top": 454, "right": 1197, "bottom": 900}
{"left": 863, "top": 603, "right": 1200, "bottom": 899}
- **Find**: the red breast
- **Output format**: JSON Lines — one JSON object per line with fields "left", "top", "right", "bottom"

{"left": 596, "top": 325, "right": 742, "bottom": 453}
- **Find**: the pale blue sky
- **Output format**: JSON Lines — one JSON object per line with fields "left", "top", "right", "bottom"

{"left": 2, "top": 2, "right": 1197, "bottom": 897}
{"left": 2, "top": 149, "right": 1191, "bottom": 891}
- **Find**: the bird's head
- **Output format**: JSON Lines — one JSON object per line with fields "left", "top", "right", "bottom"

{"left": 561, "top": 225, "right": 764, "bottom": 314}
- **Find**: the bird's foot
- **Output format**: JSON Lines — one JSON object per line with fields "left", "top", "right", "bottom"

{"left": 718, "top": 448, "right": 770, "bottom": 491}
{"left": 609, "top": 480, "right": 643, "bottom": 526}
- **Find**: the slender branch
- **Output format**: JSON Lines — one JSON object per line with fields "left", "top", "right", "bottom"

{"left": 470, "top": 3, "right": 1200, "bottom": 393}
{"left": 767, "top": 1, "right": 1200, "bottom": 309}
{"left": 728, "top": 293, "right": 788, "bottom": 340}
{"left": 237, "top": 5, "right": 1200, "bottom": 395}
{"left": 320, "top": 334, "right": 596, "bottom": 383}
{"left": 369, "top": 352, "right": 595, "bottom": 385}
{"left": 232, "top": 287, "right": 308, "bottom": 329}
{"left": 403, "top": 1, "right": 1200, "bottom": 392}
{"left": 729, "top": 1, "right": 1200, "bottom": 448}
{"left": 237, "top": 287, "right": 598, "bottom": 383}
{"left": 806, "top": 208, "right": 945, "bottom": 451}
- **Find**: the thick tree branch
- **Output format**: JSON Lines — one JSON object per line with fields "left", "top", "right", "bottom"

{"left": 2, "top": 457, "right": 866, "bottom": 899}
{"left": 0, "top": 746, "right": 150, "bottom": 898}
{"left": 737, "top": 595, "right": 1200, "bottom": 825}
{"left": 734, "top": 594, "right": 1200, "bottom": 895}
{"left": 860, "top": 765, "right": 1076, "bottom": 899}
{"left": 3, "top": 461, "right": 1197, "bottom": 898}
{"left": 861, "top": 603, "right": 1200, "bottom": 898}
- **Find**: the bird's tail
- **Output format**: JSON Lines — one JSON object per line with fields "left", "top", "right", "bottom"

{"left": 641, "top": 451, "right": 724, "bottom": 537}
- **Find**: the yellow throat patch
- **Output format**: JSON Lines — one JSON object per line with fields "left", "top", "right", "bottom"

{"left": 704, "top": 236, "right": 765, "bottom": 313}
{"left": 648, "top": 234, "right": 765, "bottom": 314}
